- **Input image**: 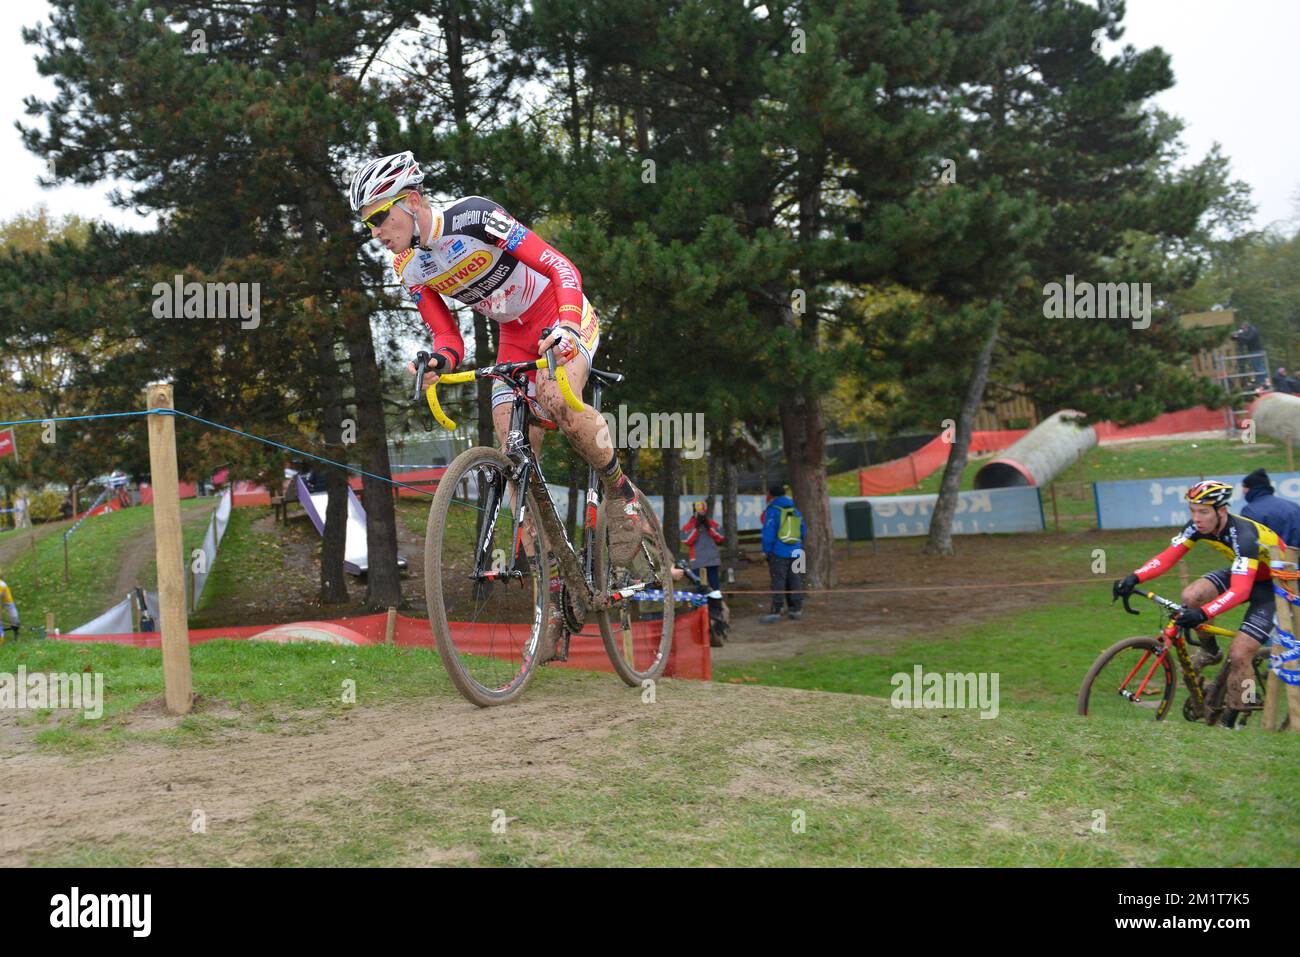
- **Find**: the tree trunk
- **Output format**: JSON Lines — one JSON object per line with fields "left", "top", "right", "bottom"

{"left": 722, "top": 430, "right": 739, "bottom": 565}
{"left": 779, "top": 389, "right": 834, "bottom": 588}
{"left": 660, "top": 445, "right": 681, "bottom": 558}
{"left": 925, "top": 310, "right": 1001, "bottom": 556}
{"left": 706, "top": 433, "right": 720, "bottom": 516}
{"left": 341, "top": 308, "right": 404, "bottom": 608}
{"left": 295, "top": 194, "right": 346, "bottom": 603}
{"left": 445, "top": 0, "right": 468, "bottom": 130}
{"left": 625, "top": 444, "right": 639, "bottom": 483}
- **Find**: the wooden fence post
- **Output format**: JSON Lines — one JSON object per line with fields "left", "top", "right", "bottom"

{"left": 145, "top": 383, "right": 194, "bottom": 716}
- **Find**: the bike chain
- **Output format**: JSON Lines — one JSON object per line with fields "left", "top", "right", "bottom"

{"left": 560, "top": 582, "right": 588, "bottom": 634}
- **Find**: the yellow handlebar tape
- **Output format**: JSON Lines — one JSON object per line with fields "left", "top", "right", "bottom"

{"left": 425, "top": 369, "right": 475, "bottom": 431}
{"left": 536, "top": 356, "right": 586, "bottom": 414}
{"left": 425, "top": 360, "right": 583, "bottom": 432}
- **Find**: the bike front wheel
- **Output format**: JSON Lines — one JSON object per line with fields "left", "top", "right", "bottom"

{"left": 593, "top": 490, "right": 675, "bottom": 687}
{"left": 425, "top": 446, "right": 549, "bottom": 707}
{"left": 1077, "top": 636, "right": 1176, "bottom": 721}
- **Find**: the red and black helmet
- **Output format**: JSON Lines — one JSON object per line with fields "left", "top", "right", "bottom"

{"left": 1185, "top": 480, "right": 1233, "bottom": 508}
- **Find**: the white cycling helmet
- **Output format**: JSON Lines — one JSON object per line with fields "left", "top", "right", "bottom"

{"left": 349, "top": 150, "right": 425, "bottom": 212}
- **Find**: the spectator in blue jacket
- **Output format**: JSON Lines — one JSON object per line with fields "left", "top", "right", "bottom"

{"left": 1241, "top": 468, "right": 1300, "bottom": 554}
{"left": 760, "top": 484, "right": 806, "bottom": 623}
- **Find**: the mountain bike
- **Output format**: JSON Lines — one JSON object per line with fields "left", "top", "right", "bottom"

{"left": 1077, "top": 589, "right": 1273, "bottom": 726}
{"left": 414, "top": 333, "right": 675, "bottom": 707}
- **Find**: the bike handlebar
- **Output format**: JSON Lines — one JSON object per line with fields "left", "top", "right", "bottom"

{"left": 1117, "top": 588, "right": 1216, "bottom": 646}
{"left": 422, "top": 354, "right": 583, "bottom": 432}
{"left": 1119, "top": 588, "right": 1184, "bottom": 617}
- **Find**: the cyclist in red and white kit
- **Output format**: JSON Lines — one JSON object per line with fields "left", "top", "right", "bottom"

{"left": 348, "top": 151, "right": 649, "bottom": 566}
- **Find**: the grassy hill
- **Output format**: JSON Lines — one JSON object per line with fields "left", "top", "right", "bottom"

{"left": 0, "top": 500, "right": 215, "bottom": 635}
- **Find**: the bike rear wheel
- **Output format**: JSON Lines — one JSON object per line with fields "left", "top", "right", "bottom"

{"left": 593, "top": 489, "right": 675, "bottom": 686}
{"left": 1077, "top": 636, "right": 1176, "bottom": 721}
{"left": 425, "top": 446, "right": 549, "bottom": 707}
{"left": 1204, "top": 645, "right": 1274, "bottom": 726}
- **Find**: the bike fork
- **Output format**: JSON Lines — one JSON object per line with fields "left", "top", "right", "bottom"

{"left": 1117, "top": 643, "right": 1173, "bottom": 704}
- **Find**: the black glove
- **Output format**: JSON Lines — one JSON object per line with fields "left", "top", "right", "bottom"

{"left": 1174, "top": 606, "right": 1208, "bottom": 630}
{"left": 1112, "top": 574, "right": 1139, "bottom": 601}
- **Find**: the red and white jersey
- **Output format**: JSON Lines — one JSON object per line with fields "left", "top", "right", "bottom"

{"left": 394, "top": 195, "right": 584, "bottom": 370}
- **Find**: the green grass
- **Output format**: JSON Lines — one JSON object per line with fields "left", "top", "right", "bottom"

{"left": 6, "top": 527, "right": 1297, "bottom": 867}
{"left": 14, "top": 662, "right": 1300, "bottom": 866}
{"left": 3, "top": 444, "right": 1298, "bottom": 866}
{"left": 713, "top": 534, "right": 1239, "bottom": 707}
{"left": 0, "top": 636, "right": 462, "bottom": 753}
{"left": 189, "top": 506, "right": 295, "bottom": 628}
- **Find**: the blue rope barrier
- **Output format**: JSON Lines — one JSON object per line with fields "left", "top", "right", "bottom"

{"left": 64, "top": 488, "right": 111, "bottom": 542}
{"left": 0, "top": 406, "right": 443, "bottom": 499}
{"left": 1272, "top": 583, "right": 1300, "bottom": 607}
{"left": 1269, "top": 624, "right": 1300, "bottom": 684}
{"left": 628, "top": 589, "right": 711, "bottom": 606}
{"left": 163, "top": 409, "right": 438, "bottom": 498}
{"left": 0, "top": 411, "right": 154, "bottom": 428}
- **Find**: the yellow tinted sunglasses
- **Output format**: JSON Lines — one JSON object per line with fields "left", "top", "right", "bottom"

{"left": 361, "top": 192, "right": 411, "bottom": 229}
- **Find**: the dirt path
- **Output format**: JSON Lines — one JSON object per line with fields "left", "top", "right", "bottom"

{"left": 220, "top": 506, "right": 1126, "bottom": 663}
{"left": 711, "top": 532, "right": 1111, "bottom": 663}
{"left": 0, "top": 521, "right": 65, "bottom": 571}
{"left": 0, "top": 679, "right": 853, "bottom": 864}
{"left": 108, "top": 524, "right": 155, "bottom": 598}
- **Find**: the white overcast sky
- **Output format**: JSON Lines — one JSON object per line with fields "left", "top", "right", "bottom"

{"left": 0, "top": 0, "right": 1296, "bottom": 233}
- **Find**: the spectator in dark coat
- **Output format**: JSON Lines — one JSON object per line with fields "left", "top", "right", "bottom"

{"left": 1241, "top": 468, "right": 1300, "bottom": 555}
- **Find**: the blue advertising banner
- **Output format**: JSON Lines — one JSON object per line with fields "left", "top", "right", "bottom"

{"left": 1095, "top": 472, "right": 1300, "bottom": 530}
{"left": 543, "top": 487, "right": 1045, "bottom": 539}
{"left": 831, "top": 488, "right": 1045, "bottom": 539}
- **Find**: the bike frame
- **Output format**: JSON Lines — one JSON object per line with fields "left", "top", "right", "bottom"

{"left": 461, "top": 362, "right": 612, "bottom": 615}
{"left": 1115, "top": 590, "right": 1235, "bottom": 707}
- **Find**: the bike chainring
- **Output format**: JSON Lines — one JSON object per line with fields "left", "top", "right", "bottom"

{"left": 560, "top": 582, "right": 588, "bottom": 633}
